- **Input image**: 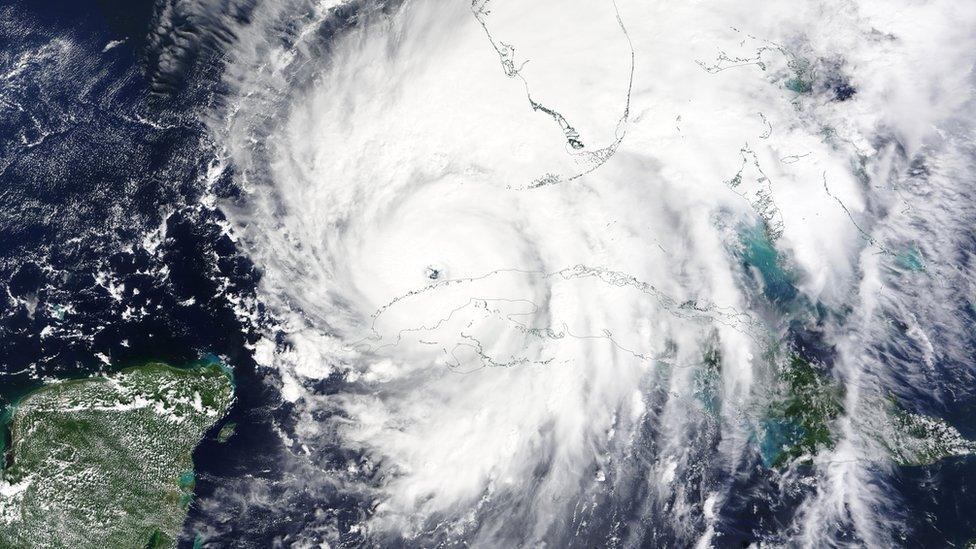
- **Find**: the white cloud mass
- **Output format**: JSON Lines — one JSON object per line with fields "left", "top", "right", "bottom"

{"left": 193, "top": 0, "right": 976, "bottom": 545}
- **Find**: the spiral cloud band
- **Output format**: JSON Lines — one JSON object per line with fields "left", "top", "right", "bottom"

{"left": 192, "top": 0, "right": 976, "bottom": 545}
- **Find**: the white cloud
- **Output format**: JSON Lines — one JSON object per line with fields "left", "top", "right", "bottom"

{"left": 202, "top": 0, "right": 976, "bottom": 545}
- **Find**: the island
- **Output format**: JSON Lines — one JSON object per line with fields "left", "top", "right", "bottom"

{"left": 0, "top": 361, "right": 234, "bottom": 548}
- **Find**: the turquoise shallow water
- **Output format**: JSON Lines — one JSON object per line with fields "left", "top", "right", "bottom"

{"left": 2, "top": 1, "right": 976, "bottom": 547}
{"left": 895, "top": 245, "right": 926, "bottom": 272}
{"left": 759, "top": 418, "right": 806, "bottom": 467}
{"left": 739, "top": 223, "right": 797, "bottom": 305}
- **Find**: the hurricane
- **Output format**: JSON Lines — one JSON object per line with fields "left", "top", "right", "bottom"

{"left": 162, "top": 0, "right": 976, "bottom": 545}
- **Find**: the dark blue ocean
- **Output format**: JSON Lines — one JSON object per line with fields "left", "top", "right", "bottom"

{"left": 1, "top": 1, "right": 975, "bottom": 547}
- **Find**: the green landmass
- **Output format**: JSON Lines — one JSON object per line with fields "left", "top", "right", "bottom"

{"left": 216, "top": 422, "right": 237, "bottom": 444}
{"left": 883, "top": 409, "right": 976, "bottom": 465}
{"left": 0, "top": 362, "right": 234, "bottom": 548}
{"left": 859, "top": 397, "right": 976, "bottom": 467}
{"left": 762, "top": 354, "right": 844, "bottom": 468}
{"left": 693, "top": 345, "right": 722, "bottom": 417}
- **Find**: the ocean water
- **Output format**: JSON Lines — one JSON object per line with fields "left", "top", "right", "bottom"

{"left": 1, "top": 1, "right": 975, "bottom": 547}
